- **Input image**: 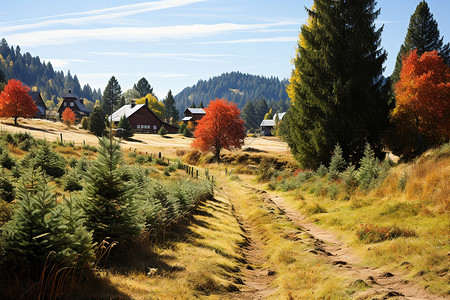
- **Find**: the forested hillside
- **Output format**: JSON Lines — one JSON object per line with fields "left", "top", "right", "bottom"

{"left": 174, "top": 71, "right": 289, "bottom": 113}
{"left": 0, "top": 39, "right": 101, "bottom": 109}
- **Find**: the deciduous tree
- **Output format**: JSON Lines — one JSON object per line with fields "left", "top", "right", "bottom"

{"left": 391, "top": 1, "right": 450, "bottom": 84}
{"left": 62, "top": 107, "right": 75, "bottom": 127}
{"left": 192, "top": 99, "right": 246, "bottom": 162}
{"left": 0, "top": 79, "right": 37, "bottom": 125}
{"left": 386, "top": 50, "right": 450, "bottom": 158}
{"left": 136, "top": 94, "right": 165, "bottom": 120}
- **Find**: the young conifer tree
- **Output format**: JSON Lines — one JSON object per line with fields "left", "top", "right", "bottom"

{"left": 288, "top": 0, "right": 390, "bottom": 168}
{"left": 81, "top": 137, "right": 143, "bottom": 243}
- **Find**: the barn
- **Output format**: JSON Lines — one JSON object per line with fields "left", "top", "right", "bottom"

{"left": 111, "top": 101, "right": 178, "bottom": 134}
{"left": 58, "top": 90, "right": 90, "bottom": 121}
{"left": 29, "top": 91, "right": 47, "bottom": 118}
{"left": 182, "top": 108, "right": 206, "bottom": 124}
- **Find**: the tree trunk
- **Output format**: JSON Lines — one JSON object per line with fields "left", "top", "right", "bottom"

{"left": 215, "top": 148, "right": 221, "bottom": 163}
{"left": 13, "top": 117, "right": 18, "bottom": 125}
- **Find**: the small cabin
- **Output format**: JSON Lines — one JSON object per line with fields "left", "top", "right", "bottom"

{"left": 29, "top": 91, "right": 47, "bottom": 118}
{"left": 182, "top": 108, "right": 206, "bottom": 124}
{"left": 111, "top": 101, "right": 178, "bottom": 134}
{"left": 58, "top": 90, "right": 90, "bottom": 121}
{"left": 260, "top": 112, "right": 286, "bottom": 136}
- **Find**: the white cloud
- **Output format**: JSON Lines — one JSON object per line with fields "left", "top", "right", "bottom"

{"left": 197, "top": 36, "right": 297, "bottom": 44}
{"left": 4, "top": 22, "right": 295, "bottom": 47}
{"left": 0, "top": 0, "right": 205, "bottom": 33}
{"left": 42, "top": 58, "right": 90, "bottom": 68}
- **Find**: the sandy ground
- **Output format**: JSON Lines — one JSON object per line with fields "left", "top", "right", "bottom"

{"left": 0, "top": 118, "right": 290, "bottom": 157}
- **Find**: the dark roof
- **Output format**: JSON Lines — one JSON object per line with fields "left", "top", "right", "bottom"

{"left": 74, "top": 99, "right": 90, "bottom": 113}
{"left": 63, "top": 90, "right": 78, "bottom": 99}
{"left": 29, "top": 91, "right": 47, "bottom": 110}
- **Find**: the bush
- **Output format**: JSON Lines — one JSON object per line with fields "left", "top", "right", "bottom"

{"left": 256, "top": 157, "right": 276, "bottom": 182}
{"left": 341, "top": 164, "right": 358, "bottom": 191}
{"left": 306, "top": 203, "right": 327, "bottom": 215}
{"left": 81, "top": 116, "right": 89, "bottom": 130}
{"left": 185, "top": 149, "right": 202, "bottom": 165}
{"left": 327, "top": 183, "right": 341, "bottom": 200}
{"left": 158, "top": 126, "right": 167, "bottom": 136}
{"left": 315, "top": 164, "right": 328, "bottom": 177}
{"left": 357, "top": 224, "right": 416, "bottom": 243}
{"left": 398, "top": 172, "right": 408, "bottom": 191}
{"left": 328, "top": 143, "right": 346, "bottom": 180}
{"left": 183, "top": 127, "right": 191, "bottom": 137}
{"left": 82, "top": 144, "right": 97, "bottom": 152}
{"left": 356, "top": 143, "right": 389, "bottom": 189}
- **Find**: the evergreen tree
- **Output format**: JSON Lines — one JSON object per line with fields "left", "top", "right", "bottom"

{"left": 241, "top": 101, "right": 259, "bottom": 129}
{"left": 198, "top": 102, "right": 204, "bottom": 108}
{"left": 117, "top": 115, "right": 133, "bottom": 138}
{"left": 88, "top": 105, "right": 106, "bottom": 136}
{"left": 162, "top": 90, "right": 179, "bottom": 124}
{"left": 102, "top": 76, "right": 122, "bottom": 116}
{"left": 32, "top": 143, "right": 66, "bottom": 178}
{"left": 0, "top": 170, "right": 15, "bottom": 202}
{"left": 328, "top": 144, "right": 347, "bottom": 180}
{"left": 80, "top": 137, "right": 143, "bottom": 243}
{"left": 133, "top": 77, "right": 153, "bottom": 98}
{"left": 288, "top": 0, "right": 390, "bottom": 168}
{"left": 189, "top": 102, "right": 196, "bottom": 108}
{"left": 116, "top": 96, "right": 125, "bottom": 109}
{"left": 391, "top": 1, "right": 450, "bottom": 83}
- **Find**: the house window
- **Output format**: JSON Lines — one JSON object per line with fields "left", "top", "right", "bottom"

{"left": 137, "top": 125, "right": 141, "bottom": 129}
{"left": 70, "top": 102, "right": 74, "bottom": 107}
{"left": 153, "top": 125, "right": 157, "bottom": 130}
{"left": 64, "top": 102, "right": 67, "bottom": 106}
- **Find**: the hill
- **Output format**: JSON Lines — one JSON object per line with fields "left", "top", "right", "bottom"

{"left": 174, "top": 71, "right": 290, "bottom": 113}
{"left": 0, "top": 39, "right": 101, "bottom": 107}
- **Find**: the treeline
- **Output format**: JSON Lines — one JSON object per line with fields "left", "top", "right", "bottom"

{"left": 0, "top": 39, "right": 102, "bottom": 106}
{"left": 175, "top": 71, "right": 289, "bottom": 114}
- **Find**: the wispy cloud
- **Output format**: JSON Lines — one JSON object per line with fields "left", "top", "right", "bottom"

{"left": 90, "top": 51, "right": 239, "bottom": 62}
{"left": 198, "top": 36, "right": 297, "bottom": 44}
{"left": 42, "top": 58, "right": 90, "bottom": 68}
{"left": 4, "top": 22, "right": 295, "bottom": 47}
{"left": 0, "top": 0, "right": 205, "bottom": 33}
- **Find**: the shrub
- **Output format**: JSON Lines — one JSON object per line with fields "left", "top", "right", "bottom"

{"left": 357, "top": 143, "right": 381, "bottom": 189}
{"left": 357, "top": 224, "right": 416, "bottom": 243}
{"left": 183, "top": 127, "right": 191, "bottom": 137}
{"left": 306, "top": 203, "right": 327, "bottom": 215}
{"left": 398, "top": 171, "right": 408, "bottom": 191}
{"left": 128, "top": 151, "right": 137, "bottom": 158}
{"left": 341, "top": 164, "right": 358, "bottom": 191}
{"left": 158, "top": 126, "right": 167, "bottom": 136}
{"left": 315, "top": 164, "right": 328, "bottom": 177}
{"left": 256, "top": 157, "right": 276, "bottom": 182}
{"left": 185, "top": 149, "right": 202, "bottom": 165}
{"left": 81, "top": 116, "right": 89, "bottom": 130}
{"left": 63, "top": 168, "right": 83, "bottom": 192}
{"left": 82, "top": 144, "right": 97, "bottom": 152}
{"left": 327, "top": 183, "right": 341, "bottom": 200}
{"left": 135, "top": 155, "right": 147, "bottom": 165}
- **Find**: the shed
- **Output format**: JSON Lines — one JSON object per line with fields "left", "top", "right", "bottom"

{"left": 58, "top": 90, "right": 90, "bottom": 121}
{"left": 29, "top": 91, "right": 47, "bottom": 118}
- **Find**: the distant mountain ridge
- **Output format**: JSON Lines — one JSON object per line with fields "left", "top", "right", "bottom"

{"left": 174, "top": 71, "right": 290, "bottom": 113}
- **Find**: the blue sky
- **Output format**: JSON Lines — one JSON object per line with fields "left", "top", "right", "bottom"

{"left": 0, "top": 0, "right": 449, "bottom": 99}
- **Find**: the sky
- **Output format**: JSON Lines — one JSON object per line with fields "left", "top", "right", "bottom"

{"left": 0, "top": 0, "right": 449, "bottom": 99}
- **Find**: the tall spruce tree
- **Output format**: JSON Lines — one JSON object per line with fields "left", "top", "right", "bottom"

{"left": 288, "top": 0, "right": 390, "bottom": 169}
{"left": 88, "top": 105, "right": 106, "bottom": 137}
{"left": 102, "top": 76, "right": 122, "bottom": 116}
{"left": 242, "top": 101, "right": 259, "bottom": 129}
{"left": 163, "top": 90, "right": 179, "bottom": 124}
{"left": 391, "top": 1, "right": 450, "bottom": 84}
{"left": 80, "top": 137, "right": 143, "bottom": 243}
{"left": 133, "top": 77, "right": 154, "bottom": 98}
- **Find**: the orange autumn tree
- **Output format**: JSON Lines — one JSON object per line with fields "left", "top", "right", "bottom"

{"left": 386, "top": 50, "right": 450, "bottom": 158}
{"left": 192, "top": 98, "right": 246, "bottom": 162}
{"left": 0, "top": 79, "right": 37, "bottom": 125}
{"left": 62, "top": 107, "right": 76, "bottom": 127}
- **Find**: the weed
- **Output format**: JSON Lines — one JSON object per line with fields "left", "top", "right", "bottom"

{"left": 327, "top": 183, "right": 341, "bottom": 200}
{"left": 357, "top": 224, "right": 416, "bottom": 243}
{"left": 306, "top": 203, "right": 327, "bottom": 215}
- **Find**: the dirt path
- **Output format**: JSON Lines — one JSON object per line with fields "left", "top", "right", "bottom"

{"left": 254, "top": 187, "right": 447, "bottom": 300}
{"left": 219, "top": 186, "right": 277, "bottom": 300}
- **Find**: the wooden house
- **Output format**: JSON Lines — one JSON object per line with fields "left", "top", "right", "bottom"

{"left": 29, "top": 91, "right": 47, "bottom": 118}
{"left": 111, "top": 100, "right": 178, "bottom": 134}
{"left": 260, "top": 112, "right": 286, "bottom": 136}
{"left": 58, "top": 90, "right": 90, "bottom": 121}
{"left": 182, "top": 108, "right": 206, "bottom": 124}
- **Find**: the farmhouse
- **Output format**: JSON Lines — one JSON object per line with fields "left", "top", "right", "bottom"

{"left": 260, "top": 112, "right": 286, "bottom": 136}
{"left": 111, "top": 100, "right": 178, "bottom": 134}
{"left": 29, "top": 91, "right": 47, "bottom": 118}
{"left": 58, "top": 90, "right": 90, "bottom": 121}
{"left": 182, "top": 108, "right": 206, "bottom": 124}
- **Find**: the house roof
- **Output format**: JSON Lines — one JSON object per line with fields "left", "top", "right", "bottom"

{"left": 273, "top": 112, "right": 286, "bottom": 120}
{"left": 260, "top": 119, "right": 276, "bottom": 127}
{"left": 182, "top": 116, "right": 192, "bottom": 121}
{"left": 185, "top": 108, "right": 205, "bottom": 115}
{"left": 29, "top": 91, "right": 47, "bottom": 110}
{"left": 74, "top": 99, "right": 90, "bottom": 113}
{"left": 110, "top": 104, "right": 146, "bottom": 122}
{"left": 64, "top": 90, "right": 78, "bottom": 99}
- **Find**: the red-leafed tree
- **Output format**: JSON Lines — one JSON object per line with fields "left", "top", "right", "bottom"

{"left": 192, "top": 98, "right": 246, "bottom": 162}
{"left": 0, "top": 79, "right": 37, "bottom": 125}
{"left": 386, "top": 50, "right": 450, "bottom": 158}
{"left": 62, "top": 107, "right": 76, "bottom": 127}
